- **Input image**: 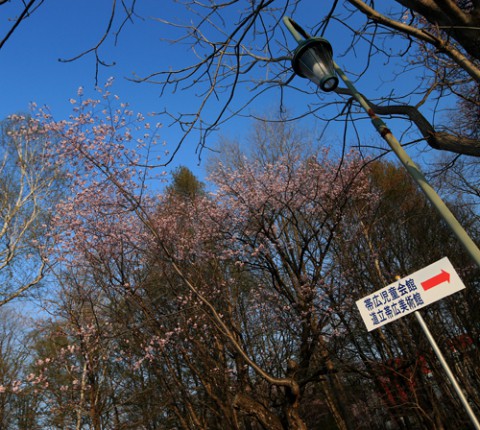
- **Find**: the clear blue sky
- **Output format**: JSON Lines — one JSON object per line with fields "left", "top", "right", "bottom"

{"left": 0, "top": 1, "right": 436, "bottom": 181}
{"left": 0, "top": 1, "right": 209, "bottom": 176}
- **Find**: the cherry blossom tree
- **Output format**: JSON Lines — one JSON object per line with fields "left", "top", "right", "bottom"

{"left": 15, "top": 88, "right": 377, "bottom": 428}
{"left": 6, "top": 86, "right": 475, "bottom": 429}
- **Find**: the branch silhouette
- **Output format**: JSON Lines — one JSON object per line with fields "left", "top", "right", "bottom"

{"left": 336, "top": 87, "right": 480, "bottom": 157}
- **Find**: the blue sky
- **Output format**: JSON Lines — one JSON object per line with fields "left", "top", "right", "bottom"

{"left": 0, "top": 1, "right": 209, "bottom": 176}
{"left": 0, "top": 1, "right": 436, "bottom": 183}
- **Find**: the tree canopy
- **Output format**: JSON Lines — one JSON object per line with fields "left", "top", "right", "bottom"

{"left": 0, "top": 2, "right": 478, "bottom": 429}
{"left": 0, "top": 97, "right": 474, "bottom": 428}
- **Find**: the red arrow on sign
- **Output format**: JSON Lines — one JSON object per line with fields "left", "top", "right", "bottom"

{"left": 421, "top": 270, "right": 450, "bottom": 291}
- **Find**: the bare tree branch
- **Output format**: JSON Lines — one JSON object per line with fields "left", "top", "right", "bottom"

{"left": 346, "top": 0, "right": 480, "bottom": 83}
{"left": 0, "top": 0, "right": 39, "bottom": 51}
{"left": 336, "top": 87, "right": 480, "bottom": 156}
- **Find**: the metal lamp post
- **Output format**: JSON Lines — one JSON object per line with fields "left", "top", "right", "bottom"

{"left": 283, "top": 16, "right": 480, "bottom": 429}
{"left": 283, "top": 16, "right": 480, "bottom": 270}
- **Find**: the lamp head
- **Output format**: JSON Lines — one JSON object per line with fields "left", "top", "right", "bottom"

{"left": 292, "top": 38, "right": 339, "bottom": 92}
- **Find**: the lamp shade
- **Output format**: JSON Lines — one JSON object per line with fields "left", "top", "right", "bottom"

{"left": 292, "top": 38, "right": 339, "bottom": 92}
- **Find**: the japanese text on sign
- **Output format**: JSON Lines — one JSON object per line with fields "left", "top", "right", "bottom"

{"left": 356, "top": 257, "right": 466, "bottom": 331}
{"left": 362, "top": 278, "right": 425, "bottom": 327}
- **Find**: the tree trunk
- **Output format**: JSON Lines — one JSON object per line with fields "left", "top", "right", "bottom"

{"left": 233, "top": 393, "right": 284, "bottom": 430}
{"left": 284, "top": 378, "right": 308, "bottom": 430}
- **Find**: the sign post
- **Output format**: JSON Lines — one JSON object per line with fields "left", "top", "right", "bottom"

{"left": 414, "top": 312, "right": 480, "bottom": 430}
{"left": 356, "top": 257, "right": 480, "bottom": 429}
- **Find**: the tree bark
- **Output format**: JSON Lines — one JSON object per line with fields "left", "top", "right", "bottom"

{"left": 233, "top": 393, "right": 284, "bottom": 430}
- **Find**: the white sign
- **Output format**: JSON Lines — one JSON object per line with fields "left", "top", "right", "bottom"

{"left": 356, "top": 257, "right": 466, "bottom": 331}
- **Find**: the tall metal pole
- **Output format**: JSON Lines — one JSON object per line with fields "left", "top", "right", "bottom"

{"left": 283, "top": 15, "right": 480, "bottom": 269}
{"left": 414, "top": 312, "right": 480, "bottom": 430}
{"left": 283, "top": 17, "right": 480, "bottom": 428}
{"left": 334, "top": 66, "right": 480, "bottom": 427}
{"left": 332, "top": 63, "right": 480, "bottom": 269}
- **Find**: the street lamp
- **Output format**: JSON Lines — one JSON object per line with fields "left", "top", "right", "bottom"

{"left": 285, "top": 16, "right": 338, "bottom": 92}
{"left": 283, "top": 17, "right": 480, "bottom": 430}
{"left": 291, "top": 38, "right": 338, "bottom": 92}
{"left": 283, "top": 16, "right": 480, "bottom": 271}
